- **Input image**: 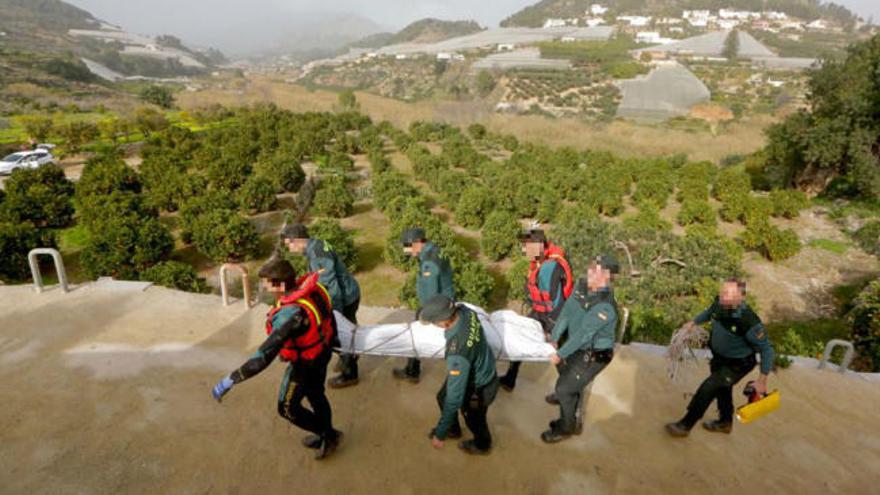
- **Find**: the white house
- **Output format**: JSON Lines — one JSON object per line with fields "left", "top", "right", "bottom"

{"left": 688, "top": 18, "right": 709, "bottom": 28}
{"left": 436, "top": 52, "right": 453, "bottom": 60}
{"left": 619, "top": 15, "right": 652, "bottom": 27}
{"left": 765, "top": 11, "right": 788, "bottom": 21}
{"left": 395, "top": 54, "right": 408, "bottom": 60}
{"left": 806, "top": 19, "right": 829, "bottom": 30}
{"left": 719, "top": 9, "right": 760, "bottom": 20}
{"left": 768, "top": 78, "right": 785, "bottom": 88}
{"left": 635, "top": 32, "right": 661, "bottom": 43}
{"left": 561, "top": 36, "right": 576, "bottom": 43}
{"left": 497, "top": 43, "right": 516, "bottom": 51}
{"left": 590, "top": 4, "right": 608, "bottom": 16}
{"left": 656, "top": 17, "right": 683, "bottom": 25}
{"left": 543, "top": 18, "right": 567, "bottom": 28}
{"left": 717, "top": 19, "right": 741, "bottom": 30}
{"left": 781, "top": 21, "right": 805, "bottom": 31}
{"left": 683, "top": 10, "right": 710, "bottom": 19}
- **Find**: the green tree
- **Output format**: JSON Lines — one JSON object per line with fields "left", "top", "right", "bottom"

{"left": 56, "top": 121, "right": 99, "bottom": 154}
{"left": 475, "top": 70, "right": 496, "bottom": 97}
{"left": 312, "top": 176, "right": 354, "bottom": 218}
{"left": 140, "top": 261, "right": 208, "bottom": 293}
{"left": 80, "top": 214, "right": 174, "bottom": 280}
{"left": 848, "top": 280, "right": 880, "bottom": 371}
{"left": 338, "top": 89, "right": 359, "bottom": 111}
{"left": 140, "top": 85, "right": 175, "bottom": 109}
{"left": 190, "top": 210, "right": 260, "bottom": 263}
{"left": 0, "top": 165, "right": 74, "bottom": 228}
{"left": 238, "top": 175, "right": 278, "bottom": 214}
{"left": 455, "top": 186, "right": 491, "bottom": 229}
{"left": 76, "top": 153, "right": 141, "bottom": 200}
{"left": 309, "top": 218, "right": 359, "bottom": 273}
{"left": 481, "top": 211, "right": 521, "bottom": 261}
{"left": 0, "top": 221, "right": 55, "bottom": 281}
{"left": 134, "top": 107, "right": 170, "bottom": 138}
{"left": 723, "top": 30, "right": 740, "bottom": 60}
{"left": 18, "top": 115, "right": 54, "bottom": 142}
{"left": 253, "top": 155, "right": 306, "bottom": 193}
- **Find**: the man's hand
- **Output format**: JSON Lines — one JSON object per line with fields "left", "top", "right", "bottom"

{"left": 684, "top": 321, "right": 696, "bottom": 331}
{"left": 754, "top": 374, "right": 768, "bottom": 396}
{"left": 431, "top": 436, "right": 444, "bottom": 449}
{"left": 549, "top": 353, "right": 562, "bottom": 366}
{"left": 212, "top": 376, "right": 234, "bottom": 403}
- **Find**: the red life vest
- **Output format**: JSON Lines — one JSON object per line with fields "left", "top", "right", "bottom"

{"left": 527, "top": 243, "right": 574, "bottom": 313}
{"left": 265, "top": 273, "right": 335, "bottom": 363}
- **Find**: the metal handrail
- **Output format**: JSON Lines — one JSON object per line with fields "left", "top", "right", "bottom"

{"left": 28, "top": 248, "right": 69, "bottom": 293}
{"left": 219, "top": 263, "right": 252, "bottom": 308}
{"left": 818, "top": 339, "right": 855, "bottom": 373}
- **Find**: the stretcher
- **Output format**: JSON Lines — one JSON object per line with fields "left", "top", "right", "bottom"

{"left": 333, "top": 303, "right": 557, "bottom": 362}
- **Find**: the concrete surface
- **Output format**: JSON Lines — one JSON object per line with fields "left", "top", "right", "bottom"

{"left": 1, "top": 283, "right": 879, "bottom": 494}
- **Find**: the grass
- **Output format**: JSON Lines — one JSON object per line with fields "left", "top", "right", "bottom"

{"left": 807, "top": 238, "right": 849, "bottom": 254}
{"left": 57, "top": 224, "right": 89, "bottom": 252}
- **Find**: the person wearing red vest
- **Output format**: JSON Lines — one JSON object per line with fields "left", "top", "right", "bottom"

{"left": 211, "top": 255, "right": 343, "bottom": 460}
{"left": 499, "top": 229, "right": 574, "bottom": 392}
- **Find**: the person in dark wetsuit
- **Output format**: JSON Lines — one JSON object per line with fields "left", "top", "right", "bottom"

{"left": 211, "top": 255, "right": 343, "bottom": 460}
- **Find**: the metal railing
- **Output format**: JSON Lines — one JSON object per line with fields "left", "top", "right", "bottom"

{"left": 219, "top": 263, "right": 252, "bottom": 308}
{"left": 818, "top": 339, "right": 855, "bottom": 374}
{"left": 28, "top": 248, "right": 69, "bottom": 293}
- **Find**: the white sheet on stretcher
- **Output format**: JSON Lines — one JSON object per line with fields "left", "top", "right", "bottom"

{"left": 334, "top": 303, "right": 556, "bottom": 362}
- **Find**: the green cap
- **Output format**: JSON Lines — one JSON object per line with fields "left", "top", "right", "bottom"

{"left": 418, "top": 294, "right": 457, "bottom": 324}
{"left": 595, "top": 254, "right": 620, "bottom": 275}
{"left": 401, "top": 227, "right": 426, "bottom": 245}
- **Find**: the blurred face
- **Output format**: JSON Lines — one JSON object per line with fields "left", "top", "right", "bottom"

{"left": 261, "top": 278, "right": 287, "bottom": 297}
{"left": 586, "top": 263, "right": 611, "bottom": 292}
{"left": 404, "top": 240, "right": 425, "bottom": 257}
{"left": 719, "top": 282, "right": 744, "bottom": 309}
{"left": 284, "top": 238, "right": 308, "bottom": 254}
{"left": 522, "top": 241, "right": 544, "bottom": 260}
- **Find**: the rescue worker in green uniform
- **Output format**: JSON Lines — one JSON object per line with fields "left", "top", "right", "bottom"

{"left": 394, "top": 227, "right": 455, "bottom": 383}
{"left": 499, "top": 228, "right": 574, "bottom": 392}
{"left": 666, "top": 279, "right": 775, "bottom": 437}
{"left": 281, "top": 223, "right": 362, "bottom": 389}
{"left": 542, "top": 255, "right": 620, "bottom": 443}
{"left": 210, "top": 255, "right": 342, "bottom": 460}
{"left": 421, "top": 294, "right": 499, "bottom": 455}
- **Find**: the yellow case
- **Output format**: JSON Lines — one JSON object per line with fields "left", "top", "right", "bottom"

{"left": 736, "top": 390, "right": 780, "bottom": 424}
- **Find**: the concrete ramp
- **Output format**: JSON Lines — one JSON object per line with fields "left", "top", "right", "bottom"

{"left": 1, "top": 284, "right": 879, "bottom": 493}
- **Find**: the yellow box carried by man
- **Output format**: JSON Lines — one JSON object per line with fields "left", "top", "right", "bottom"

{"left": 736, "top": 390, "right": 780, "bottom": 424}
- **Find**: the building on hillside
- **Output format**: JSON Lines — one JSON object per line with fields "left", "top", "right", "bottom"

{"left": 544, "top": 18, "right": 567, "bottom": 28}
{"left": 636, "top": 32, "right": 674, "bottom": 44}
{"left": 656, "top": 18, "right": 683, "bottom": 25}
{"left": 716, "top": 19, "right": 741, "bottom": 30}
{"left": 619, "top": 16, "right": 652, "bottom": 27}
{"left": 590, "top": 4, "right": 608, "bottom": 16}
{"left": 436, "top": 52, "right": 453, "bottom": 60}
{"left": 806, "top": 19, "right": 829, "bottom": 30}
{"left": 719, "top": 9, "right": 760, "bottom": 20}
{"left": 683, "top": 10, "right": 710, "bottom": 20}
{"left": 585, "top": 18, "right": 606, "bottom": 27}
{"left": 395, "top": 54, "right": 408, "bottom": 60}
{"left": 765, "top": 11, "right": 788, "bottom": 21}
{"left": 498, "top": 43, "right": 516, "bottom": 51}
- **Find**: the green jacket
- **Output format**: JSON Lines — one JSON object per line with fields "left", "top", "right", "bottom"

{"left": 694, "top": 298, "right": 775, "bottom": 374}
{"left": 434, "top": 306, "right": 497, "bottom": 439}
{"left": 306, "top": 239, "right": 360, "bottom": 310}
{"left": 551, "top": 285, "right": 618, "bottom": 359}
{"left": 417, "top": 242, "right": 455, "bottom": 305}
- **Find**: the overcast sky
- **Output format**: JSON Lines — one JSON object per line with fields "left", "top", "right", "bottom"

{"left": 67, "top": 0, "right": 880, "bottom": 54}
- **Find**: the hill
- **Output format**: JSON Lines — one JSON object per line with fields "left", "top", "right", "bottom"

{"left": 501, "top": 0, "right": 860, "bottom": 28}
{"left": 351, "top": 18, "right": 484, "bottom": 49}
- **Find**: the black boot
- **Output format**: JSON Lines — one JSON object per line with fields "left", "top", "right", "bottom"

{"left": 393, "top": 358, "right": 420, "bottom": 383}
{"left": 301, "top": 434, "right": 321, "bottom": 449}
{"left": 545, "top": 392, "right": 559, "bottom": 405}
{"left": 458, "top": 439, "right": 491, "bottom": 455}
{"left": 665, "top": 421, "right": 692, "bottom": 438}
{"left": 315, "top": 430, "right": 344, "bottom": 460}
{"left": 549, "top": 419, "right": 582, "bottom": 435}
{"left": 329, "top": 373, "right": 359, "bottom": 389}
{"left": 540, "top": 428, "right": 572, "bottom": 444}
{"left": 702, "top": 419, "right": 732, "bottom": 434}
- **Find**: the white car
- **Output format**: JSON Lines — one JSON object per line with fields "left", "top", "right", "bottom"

{"left": 0, "top": 149, "right": 55, "bottom": 175}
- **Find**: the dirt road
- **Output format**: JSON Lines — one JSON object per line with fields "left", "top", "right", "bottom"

{"left": 1, "top": 284, "right": 878, "bottom": 494}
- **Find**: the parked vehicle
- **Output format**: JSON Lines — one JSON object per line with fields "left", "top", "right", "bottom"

{"left": 0, "top": 149, "right": 55, "bottom": 175}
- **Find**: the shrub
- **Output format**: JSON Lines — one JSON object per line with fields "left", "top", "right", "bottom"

{"left": 623, "top": 203, "right": 672, "bottom": 232}
{"left": 0, "top": 221, "right": 55, "bottom": 281}
{"left": 713, "top": 168, "right": 752, "bottom": 203}
{"left": 505, "top": 256, "right": 531, "bottom": 301}
{"left": 740, "top": 215, "right": 801, "bottom": 261}
{"left": 318, "top": 152, "right": 355, "bottom": 173}
{"left": 56, "top": 121, "right": 99, "bottom": 154}
{"left": 76, "top": 154, "right": 141, "bottom": 200}
{"left": 18, "top": 115, "right": 54, "bottom": 141}
{"left": 848, "top": 280, "right": 880, "bottom": 371}
{"left": 312, "top": 176, "right": 354, "bottom": 218}
{"left": 481, "top": 211, "right": 521, "bottom": 261}
{"left": 141, "top": 261, "right": 208, "bottom": 293}
{"left": 0, "top": 165, "right": 74, "bottom": 228}
{"left": 190, "top": 210, "right": 260, "bottom": 263}
{"left": 853, "top": 220, "right": 880, "bottom": 255}
{"left": 253, "top": 156, "right": 305, "bottom": 193}
{"left": 179, "top": 190, "right": 238, "bottom": 243}
{"left": 677, "top": 199, "right": 717, "bottom": 227}
{"left": 468, "top": 123, "right": 487, "bottom": 140}
{"left": 372, "top": 170, "right": 417, "bottom": 212}
{"left": 769, "top": 189, "right": 809, "bottom": 218}
{"left": 309, "top": 218, "right": 359, "bottom": 273}
{"left": 140, "top": 85, "right": 175, "bottom": 109}
{"left": 455, "top": 186, "right": 492, "bottom": 229}
{"left": 238, "top": 175, "right": 278, "bottom": 214}
{"left": 80, "top": 215, "right": 174, "bottom": 280}
{"left": 455, "top": 261, "right": 495, "bottom": 307}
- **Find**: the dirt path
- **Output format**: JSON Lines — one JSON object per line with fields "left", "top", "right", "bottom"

{"left": 1, "top": 284, "right": 878, "bottom": 494}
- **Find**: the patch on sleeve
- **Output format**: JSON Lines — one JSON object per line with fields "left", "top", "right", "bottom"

{"left": 598, "top": 311, "right": 608, "bottom": 321}
{"left": 755, "top": 330, "right": 766, "bottom": 340}
{"left": 423, "top": 271, "right": 432, "bottom": 277}
{"left": 318, "top": 268, "right": 327, "bottom": 274}
{"left": 449, "top": 370, "right": 461, "bottom": 376}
